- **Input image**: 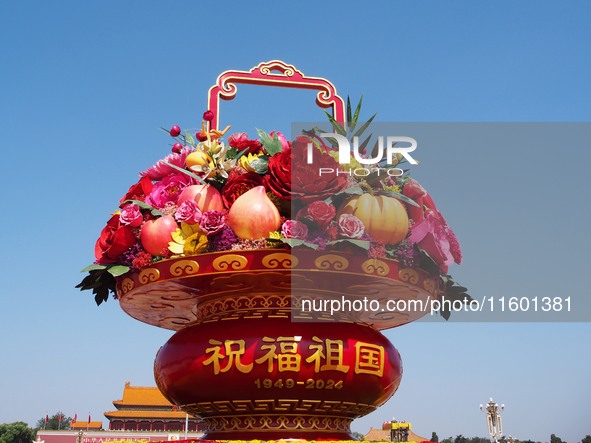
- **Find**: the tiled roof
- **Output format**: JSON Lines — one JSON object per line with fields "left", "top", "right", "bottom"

{"left": 70, "top": 422, "right": 103, "bottom": 430}
{"left": 104, "top": 410, "right": 190, "bottom": 419}
{"left": 112, "top": 382, "right": 173, "bottom": 407}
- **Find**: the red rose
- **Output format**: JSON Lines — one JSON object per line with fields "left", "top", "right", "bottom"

{"left": 265, "top": 145, "right": 293, "bottom": 201}
{"left": 291, "top": 137, "right": 348, "bottom": 202}
{"left": 222, "top": 170, "right": 265, "bottom": 208}
{"left": 120, "top": 176, "right": 153, "bottom": 205}
{"left": 266, "top": 137, "right": 348, "bottom": 203}
{"left": 304, "top": 200, "right": 336, "bottom": 228}
{"left": 95, "top": 214, "right": 136, "bottom": 264}
{"left": 228, "top": 132, "right": 263, "bottom": 155}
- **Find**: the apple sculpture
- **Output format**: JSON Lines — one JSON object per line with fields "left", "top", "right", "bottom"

{"left": 139, "top": 215, "right": 178, "bottom": 256}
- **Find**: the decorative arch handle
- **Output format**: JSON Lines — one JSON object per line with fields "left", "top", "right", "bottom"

{"left": 207, "top": 60, "right": 346, "bottom": 131}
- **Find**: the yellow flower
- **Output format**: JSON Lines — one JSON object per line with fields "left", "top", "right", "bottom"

{"left": 183, "top": 231, "right": 208, "bottom": 255}
{"left": 239, "top": 152, "right": 262, "bottom": 172}
{"left": 328, "top": 151, "right": 363, "bottom": 171}
{"left": 268, "top": 231, "right": 283, "bottom": 239}
{"left": 383, "top": 184, "right": 401, "bottom": 193}
{"left": 168, "top": 223, "right": 202, "bottom": 255}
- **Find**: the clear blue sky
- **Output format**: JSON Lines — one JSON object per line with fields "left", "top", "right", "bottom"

{"left": 1, "top": 1, "right": 590, "bottom": 442}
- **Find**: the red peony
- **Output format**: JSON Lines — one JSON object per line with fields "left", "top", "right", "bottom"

{"left": 228, "top": 132, "right": 263, "bottom": 155}
{"left": 266, "top": 137, "right": 348, "bottom": 203}
{"left": 120, "top": 176, "right": 153, "bottom": 205}
{"left": 222, "top": 170, "right": 265, "bottom": 208}
{"left": 265, "top": 145, "right": 293, "bottom": 201}
{"left": 303, "top": 200, "right": 336, "bottom": 228}
{"left": 95, "top": 214, "right": 136, "bottom": 264}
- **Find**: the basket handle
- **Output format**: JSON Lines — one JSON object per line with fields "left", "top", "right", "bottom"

{"left": 207, "top": 60, "right": 346, "bottom": 132}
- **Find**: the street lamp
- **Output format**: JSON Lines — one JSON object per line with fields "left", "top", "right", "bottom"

{"left": 479, "top": 398, "right": 504, "bottom": 443}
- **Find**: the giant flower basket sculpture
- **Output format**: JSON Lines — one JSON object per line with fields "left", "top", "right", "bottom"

{"left": 78, "top": 61, "right": 468, "bottom": 440}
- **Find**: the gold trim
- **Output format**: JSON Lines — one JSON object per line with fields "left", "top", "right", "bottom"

{"left": 139, "top": 268, "right": 160, "bottom": 284}
{"left": 212, "top": 254, "right": 248, "bottom": 271}
{"left": 361, "top": 259, "right": 390, "bottom": 276}
{"left": 262, "top": 252, "right": 298, "bottom": 269}
{"left": 169, "top": 260, "right": 200, "bottom": 277}
{"left": 200, "top": 414, "right": 352, "bottom": 433}
{"left": 120, "top": 278, "right": 134, "bottom": 295}
{"left": 184, "top": 398, "right": 375, "bottom": 417}
{"left": 314, "top": 254, "right": 349, "bottom": 271}
{"left": 398, "top": 268, "right": 419, "bottom": 284}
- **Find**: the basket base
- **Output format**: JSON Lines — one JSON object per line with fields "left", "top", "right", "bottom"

{"left": 199, "top": 414, "right": 355, "bottom": 440}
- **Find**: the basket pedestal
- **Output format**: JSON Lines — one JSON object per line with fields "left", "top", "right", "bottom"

{"left": 117, "top": 250, "right": 438, "bottom": 440}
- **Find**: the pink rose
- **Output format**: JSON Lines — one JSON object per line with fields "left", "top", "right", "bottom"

{"left": 119, "top": 204, "right": 143, "bottom": 227}
{"left": 175, "top": 200, "right": 202, "bottom": 224}
{"left": 145, "top": 172, "right": 195, "bottom": 209}
{"left": 408, "top": 211, "right": 461, "bottom": 274}
{"left": 338, "top": 214, "right": 365, "bottom": 239}
{"left": 269, "top": 131, "right": 289, "bottom": 151}
{"left": 281, "top": 220, "right": 309, "bottom": 240}
{"left": 304, "top": 201, "right": 336, "bottom": 228}
{"left": 141, "top": 146, "right": 193, "bottom": 180}
{"left": 199, "top": 210, "right": 227, "bottom": 235}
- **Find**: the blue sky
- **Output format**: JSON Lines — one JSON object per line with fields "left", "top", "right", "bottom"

{"left": 1, "top": 1, "right": 590, "bottom": 442}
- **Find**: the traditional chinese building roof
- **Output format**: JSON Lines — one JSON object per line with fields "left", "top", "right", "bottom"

{"left": 364, "top": 426, "right": 428, "bottom": 442}
{"left": 70, "top": 421, "right": 103, "bottom": 430}
{"left": 111, "top": 381, "right": 173, "bottom": 408}
{"left": 104, "top": 410, "right": 188, "bottom": 419}
{"left": 104, "top": 381, "right": 200, "bottom": 426}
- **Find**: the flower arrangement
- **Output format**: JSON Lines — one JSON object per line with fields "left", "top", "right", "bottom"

{"left": 77, "top": 99, "right": 469, "bottom": 318}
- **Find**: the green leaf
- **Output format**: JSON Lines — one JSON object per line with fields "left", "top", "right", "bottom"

{"left": 353, "top": 113, "right": 376, "bottom": 138}
{"left": 279, "top": 238, "right": 319, "bottom": 250}
{"left": 161, "top": 161, "right": 206, "bottom": 185}
{"left": 185, "top": 130, "right": 195, "bottom": 147}
{"left": 123, "top": 199, "right": 165, "bottom": 217}
{"left": 374, "top": 189, "right": 419, "bottom": 208}
{"left": 324, "top": 185, "right": 364, "bottom": 205}
{"left": 327, "top": 239, "right": 371, "bottom": 250}
{"left": 415, "top": 245, "right": 441, "bottom": 276}
{"left": 346, "top": 96, "right": 352, "bottom": 128}
{"left": 358, "top": 134, "right": 372, "bottom": 154}
{"left": 80, "top": 263, "right": 107, "bottom": 273}
{"left": 374, "top": 190, "right": 420, "bottom": 208}
{"left": 107, "top": 265, "right": 131, "bottom": 277}
{"left": 249, "top": 156, "right": 269, "bottom": 174}
{"left": 351, "top": 96, "right": 364, "bottom": 130}
{"left": 256, "top": 128, "right": 283, "bottom": 155}
{"left": 323, "top": 110, "right": 347, "bottom": 137}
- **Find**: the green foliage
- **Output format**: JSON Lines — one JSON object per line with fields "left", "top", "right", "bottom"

{"left": 249, "top": 155, "right": 270, "bottom": 174}
{"left": 256, "top": 128, "right": 283, "bottom": 155}
{"left": 75, "top": 267, "right": 119, "bottom": 306}
{"left": 431, "top": 432, "right": 439, "bottom": 442}
{"left": 34, "top": 412, "right": 71, "bottom": 431}
{"left": 278, "top": 238, "right": 318, "bottom": 250}
{"left": 581, "top": 435, "right": 591, "bottom": 443}
{"left": 0, "top": 422, "right": 35, "bottom": 443}
{"left": 550, "top": 434, "right": 564, "bottom": 443}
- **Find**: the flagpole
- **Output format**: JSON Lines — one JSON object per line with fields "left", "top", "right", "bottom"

{"left": 184, "top": 413, "right": 188, "bottom": 440}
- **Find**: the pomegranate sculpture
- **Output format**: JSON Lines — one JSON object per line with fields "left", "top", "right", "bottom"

{"left": 77, "top": 61, "right": 466, "bottom": 440}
